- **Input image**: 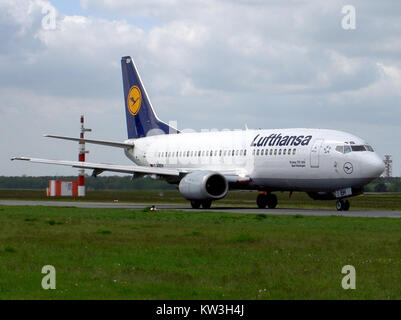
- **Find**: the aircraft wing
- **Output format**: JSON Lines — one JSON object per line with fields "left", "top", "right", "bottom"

{"left": 218, "top": 169, "right": 252, "bottom": 184}
{"left": 11, "top": 157, "right": 250, "bottom": 183}
{"left": 11, "top": 157, "right": 180, "bottom": 177}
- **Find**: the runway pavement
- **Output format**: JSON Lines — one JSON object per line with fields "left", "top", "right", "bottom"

{"left": 1, "top": 200, "right": 401, "bottom": 218}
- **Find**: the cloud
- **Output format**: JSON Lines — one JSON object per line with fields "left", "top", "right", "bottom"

{"left": 0, "top": 0, "right": 401, "bottom": 175}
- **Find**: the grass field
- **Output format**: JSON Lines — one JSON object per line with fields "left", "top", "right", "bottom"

{"left": 0, "top": 205, "right": 400, "bottom": 299}
{"left": 1, "top": 189, "right": 401, "bottom": 211}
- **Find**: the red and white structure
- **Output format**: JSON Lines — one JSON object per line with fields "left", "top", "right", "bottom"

{"left": 383, "top": 155, "right": 392, "bottom": 179}
{"left": 46, "top": 115, "right": 91, "bottom": 197}
{"left": 47, "top": 180, "right": 78, "bottom": 197}
{"left": 78, "top": 115, "right": 91, "bottom": 196}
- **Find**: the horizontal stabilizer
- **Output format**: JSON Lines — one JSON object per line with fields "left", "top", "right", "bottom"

{"left": 44, "top": 134, "right": 134, "bottom": 148}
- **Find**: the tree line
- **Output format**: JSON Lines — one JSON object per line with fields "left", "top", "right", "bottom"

{"left": 0, "top": 176, "right": 176, "bottom": 190}
{"left": 0, "top": 176, "right": 400, "bottom": 192}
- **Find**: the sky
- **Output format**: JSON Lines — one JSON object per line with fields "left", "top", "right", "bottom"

{"left": 1, "top": 0, "right": 400, "bottom": 177}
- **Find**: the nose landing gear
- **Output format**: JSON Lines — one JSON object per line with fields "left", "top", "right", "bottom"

{"left": 257, "top": 193, "right": 278, "bottom": 209}
{"left": 336, "top": 199, "right": 350, "bottom": 211}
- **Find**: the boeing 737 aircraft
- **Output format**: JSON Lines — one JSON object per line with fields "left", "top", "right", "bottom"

{"left": 12, "top": 56, "right": 385, "bottom": 211}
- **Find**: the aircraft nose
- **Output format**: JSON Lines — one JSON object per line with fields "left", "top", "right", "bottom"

{"left": 366, "top": 153, "right": 385, "bottom": 177}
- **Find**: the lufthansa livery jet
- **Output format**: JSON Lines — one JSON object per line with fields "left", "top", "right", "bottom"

{"left": 12, "top": 56, "right": 385, "bottom": 211}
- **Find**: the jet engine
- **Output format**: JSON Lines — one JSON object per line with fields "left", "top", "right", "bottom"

{"left": 179, "top": 171, "right": 228, "bottom": 201}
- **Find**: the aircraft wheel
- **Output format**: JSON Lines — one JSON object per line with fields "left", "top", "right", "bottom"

{"left": 257, "top": 193, "right": 267, "bottom": 208}
{"left": 201, "top": 200, "right": 212, "bottom": 209}
{"left": 336, "top": 199, "right": 345, "bottom": 211}
{"left": 190, "top": 200, "right": 201, "bottom": 209}
{"left": 343, "top": 200, "right": 350, "bottom": 211}
{"left": 266, "top": 194, "right": 278, "bottom": 209}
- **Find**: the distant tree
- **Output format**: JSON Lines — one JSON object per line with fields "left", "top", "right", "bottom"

{"left": 0, "top": 175, "right": 176, "bottom": 190}
{"left": 388, "top": 178, "right": 401, "bottom": 192}
{"left": 374, "top": 183, "right": 387, "bottom": 193}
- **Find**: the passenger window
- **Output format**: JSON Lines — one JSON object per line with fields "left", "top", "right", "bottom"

{"left": 252, "top": 149, "right": 255, "bottom": 155}
{"left": 211, "top": 151, "right": 213, "bottom": 157}
{"left": 293, "top": 149, "right": 296, "bottom": 155}
{"left": 270, "top": 149, "right": 273, "bottom": 155}
{"left": 283, "top": 149, "right": 286, "bottom": 155}
{"left": 278, "top": 149, "right": 282, "bottom": 155}
{"left": 244, "top": 150, "right": 247, "bottom": 156}
{"left": 240, "top": 150, "right": 243, "bottom": 156}
{"left": 220, "top": 150, "right": 222, "bottom": 156}
{"left": 274, "top": 149, "right": 277, "bottom": 155}
{"left": 236, "top": 150, "right": 239, "bottom": 156}
{"left": 261, "top": 149, "right": 264, "bottom": 156}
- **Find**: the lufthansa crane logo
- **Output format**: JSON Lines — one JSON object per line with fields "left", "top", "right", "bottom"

{"left": 343, "top": 162, "right": 354, "bottom": 174}
{"left": 127, "top": 86, "right": 142, "bottom": 116}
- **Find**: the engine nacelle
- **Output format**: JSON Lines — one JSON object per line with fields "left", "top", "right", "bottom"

{"left": 179, "top": 171, "right": 228, "bottom": 201}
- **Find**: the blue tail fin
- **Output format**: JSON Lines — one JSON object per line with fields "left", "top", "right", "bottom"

{"left": 121, "top": 56, "right": 179, "bottom": 139}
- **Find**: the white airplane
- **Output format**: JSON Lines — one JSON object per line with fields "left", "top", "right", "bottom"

{"left": 12, "top": 56, "right": 385, "bottom": 211}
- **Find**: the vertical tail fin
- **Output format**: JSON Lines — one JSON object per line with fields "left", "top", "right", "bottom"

{"left": 121, "top": 56, "right": 179, "bottom": 139}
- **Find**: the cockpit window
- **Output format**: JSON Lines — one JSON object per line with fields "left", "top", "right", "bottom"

{"left": 335, "top": 146, "right": 344, "bottom": 153}
{"left": 336, "top": 144, "right": 374, "bottom": 153}
{"left": 351, "top": 145, "right": 366, "bottom": 152}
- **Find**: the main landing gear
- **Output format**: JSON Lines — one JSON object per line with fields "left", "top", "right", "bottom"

{"left": 190, "top": 200, "right": 212, "bottom": 209}
{"left": 336, "top": 199, "right": 350, "bottom": 211}
{"left": 257, "top": 193, "right": 278, "bottom": 209}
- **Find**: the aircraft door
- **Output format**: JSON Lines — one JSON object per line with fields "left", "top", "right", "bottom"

{"left": 310, "top": 139, "right": 324, "bottom": 168}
